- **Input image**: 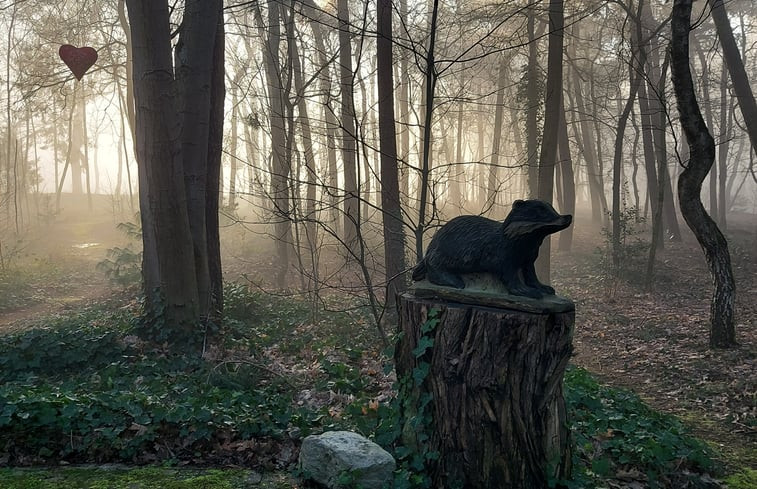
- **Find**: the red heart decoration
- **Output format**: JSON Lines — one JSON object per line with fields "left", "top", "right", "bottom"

{"left": 59, "top": 44, "right": 98, "bottom": 81}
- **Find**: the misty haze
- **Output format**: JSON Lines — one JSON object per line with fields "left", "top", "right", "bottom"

{"left": 0, "top": 0, "right": 755, "bottom": 487}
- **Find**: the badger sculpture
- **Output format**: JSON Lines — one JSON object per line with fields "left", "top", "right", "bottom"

{"left": 412, "top": 199, "right": 572, "bottom": 298}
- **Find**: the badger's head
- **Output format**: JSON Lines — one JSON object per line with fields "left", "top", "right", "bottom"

{"left": 502, "top": 199, "right": 572, "bottom": 240}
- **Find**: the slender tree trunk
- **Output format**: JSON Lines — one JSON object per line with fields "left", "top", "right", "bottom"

{"left": 450, "top": 105, "right": 463, "bottom": 208}
{"left": 694, "top": 37, "right": 718, "bottom": 220}
{"left": 415, "top": 0, "right": 439, "bottom": 261}
{"left": 718, "top": 69, "right": 732, "bottom": 227}
{"left": 398, "top": 0, "right": 411, "bottom": 203}
{"left": 535, "top": 0, "right": 564, "bottom": 284}
{"left": 228, "top": 85, "right": 239, "bottom": 210}
{"left": 488, "top": 64, "right": 507, "bottom": 207}
{"left": 81, "top": 87, "right": 92, "bottom": 210}
{"left": 557, "top": 98, "right": 575, "bottom": 252}
{"left": 338, "top": 0, "right": 359, "bottom": 253}
{"left": 646, "top": 53, "right": 671, "bottom": 287}
{"left": 255, "top": 0, "right": 291, "bottom": 287}
{"left": 709, "top": 0, "right": 757, "bottom": 159}
{"left": 205, "top": 3, "right": 225, "bottom": 321}
{"left": 302, "top": 0, "right": 340, "bottom": 228}
{"left": 287, "top": 5, "right": 318, "bottom": 265}
{"left": 612, "top": 4, "right": 643, "bottom": 269}
{"left": 525, "top": 8, "right": 539, "bottom": 198}
{"left": 670, "top": 0, "right": 736, "bottom": 349}
{"left": 377, "top": 0, "right": 407, "bottom": 310}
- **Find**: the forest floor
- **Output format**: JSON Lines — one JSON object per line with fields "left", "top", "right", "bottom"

{"left": 0, "top": 197, "right": 755, "bottom": 485}
{"left": 552, "top": 212, "right": 756, "bottom": 470}
{"left": 0, "top": 196, "right": 120, "bottom": 334}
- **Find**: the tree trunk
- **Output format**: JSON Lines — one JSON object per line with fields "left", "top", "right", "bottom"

{"left": 338, "top": 0, "right": 359, "bottom": 254}
{"left": 450, "top": 105, "right": 463, "bottom": 209}
{"left": 709, "top": 0, "right": 757, "bottom": 160}
{"left": 127, "top": 0, "right": 200, "bottom": 330}
{"left": 415, "top": 0, "right": 440, "bottom": 261}
{"left": 557, "top": 99, "right": 575, "bottom": 252}
{"left": 487, "top": 63, "right": 507, "bottom": 207}
{"left": 302, "top": 0, "right": 340, "bottom": 228}
{"left": 228, "top": 85, "right": 239, "bottom": 211}
{"left": 396, "top": 292, "right": 573, "bottom": 488}
{"left": 525, "top": 8, "right": 539, "bottom": 198}
{"left": 287, "top": 4, "right": 318, "bottom": 273}
{"left": 205, "top": 4, "right": 225, "bottom": 321}
{"left": 255, "top": 0, "right": 291, "bottom": 288}
{"left": 377, "top": 0, "right": 407, "bottom": 310}
{"left": 717, "top": 63, "right": 731, "bottom": 228}
{"left": 670, "top": 0, "right": 736, "bottom": 349}
{"left": 535, "top": 0, "right": 564, "bottom": 285}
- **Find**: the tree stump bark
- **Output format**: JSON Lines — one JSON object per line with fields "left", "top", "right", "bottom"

{"left": 395, "top": 287, "right": 574, "bottom": 488}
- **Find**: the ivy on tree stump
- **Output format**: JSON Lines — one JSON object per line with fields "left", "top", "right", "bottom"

{"left": 395, "top": 286, "right": 574, "bottom": 488}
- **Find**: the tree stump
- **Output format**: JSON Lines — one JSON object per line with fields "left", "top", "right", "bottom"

{"left": 395, "top": 283, "right": 574, "bottom": 488}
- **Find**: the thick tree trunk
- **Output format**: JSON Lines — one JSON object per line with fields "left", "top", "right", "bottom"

{"left": 175, "top": 0, "right": 222, "bottom": 320}
{"left": 127, "top": 0, "right": 200, "bottom": 330}
{"left": 396, "top": 293, "right": 573, "bottom": 488}
{"left": 377, "top": 0, "right": 406, "bottom": 310}
{"left": 670, "top": 0, "right": 736, "bottom": 348}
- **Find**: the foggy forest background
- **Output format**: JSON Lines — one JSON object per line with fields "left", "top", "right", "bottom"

{"left": 0, "top": 0, "right": 755, "bottom": 333}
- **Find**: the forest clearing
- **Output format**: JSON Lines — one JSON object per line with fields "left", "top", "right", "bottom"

{"left": 1, "top": 0, "right": 757, "bottom": 487}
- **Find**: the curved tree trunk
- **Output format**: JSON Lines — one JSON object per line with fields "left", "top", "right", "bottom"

{"left": 670, "top": 0, "right": 736, "bottom": 348}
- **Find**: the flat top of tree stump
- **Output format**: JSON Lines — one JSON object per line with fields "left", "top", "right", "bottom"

{"left": 410, "top": 274, "right": 575, "bottom": 314}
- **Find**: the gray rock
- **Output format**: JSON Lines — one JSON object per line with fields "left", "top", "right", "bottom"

{"left": 299, "top": 431, "right": 395, "bottom": 489}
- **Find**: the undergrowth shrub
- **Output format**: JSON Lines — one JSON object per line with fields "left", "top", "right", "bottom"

{"left": 596, "top": 205, "right": 649, "bottom": 290}
{"left": 97, "top": 219, "right": 142, "bottom": 288}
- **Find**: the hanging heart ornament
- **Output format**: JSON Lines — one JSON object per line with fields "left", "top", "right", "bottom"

{"left": 59, "top": 44, "right": 98, "bottom": 81}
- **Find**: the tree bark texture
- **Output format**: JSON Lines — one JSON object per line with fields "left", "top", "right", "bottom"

{"left": 670, "top": 0, "right": 737, "bottom": 348}
{"left": 396, "top": 293, "right": 574, "bottom": 488}
{"left": 175, "top": 0, "right": 223, "bottom": 320}
{"left": 377, "top": 0, "right": 407, "bottom": 308}
{"left": 536, "top": 0, "right": 564, "bottom": 286}
{"left": 525, "top": 8, "right": 539, "bottom": 199}
{"left": 127, "top": 0, "right": 200, "bottom": 329}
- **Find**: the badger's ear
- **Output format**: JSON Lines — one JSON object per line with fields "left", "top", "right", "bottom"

{"left": 513, "top": 199, "right": 525, "bottom": 207}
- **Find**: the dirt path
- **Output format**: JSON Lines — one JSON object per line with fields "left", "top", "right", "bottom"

{"left": 0, "top": 277, "right": 116, "bottom": 334}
